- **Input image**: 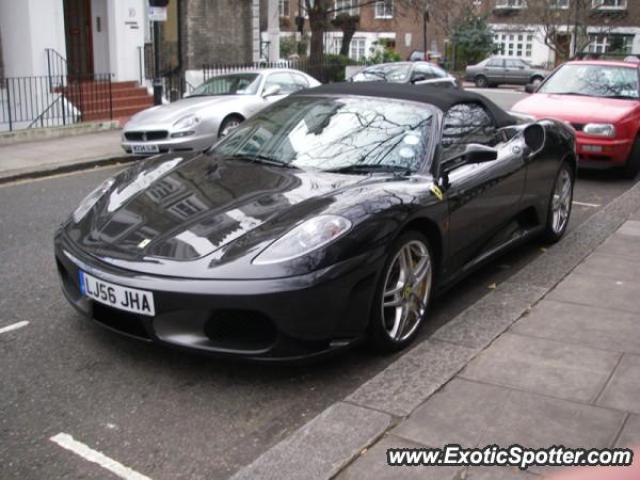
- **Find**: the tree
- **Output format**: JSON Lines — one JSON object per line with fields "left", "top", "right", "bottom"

{"left": 451, "top": 8, "right": 494, "bottom": 66}
{"left": 332, "top": 13, "right": 360, "bottom": 57}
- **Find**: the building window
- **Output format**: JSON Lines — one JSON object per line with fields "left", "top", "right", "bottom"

{"left": 335, "top": 0, "right": 359, "bottom": 16}
{"left": 592, "top": 0, "right": 627, "bottom": 9}
{"left": 494, "top": 31, "right": 534, "bottom": 58}
{"left": 350, "top": 37, "right": 367, "bottom": 60}
{"left": 375, "top": 0, "right": 393, "bottom": 19}
{"left": 495, "top": 0, "right": 526, "bottom": 8}
{"left": 279, "top": 0, "right": 290, "bottom": 17}
{"left": 550, "top": 0, "right": 569, "bottom": 8}
{"left": 588, "top": 34, "right": 633, "bottom": 53}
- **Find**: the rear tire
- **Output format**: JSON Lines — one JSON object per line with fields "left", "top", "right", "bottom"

{"left": 542, "top": 161, "right": 574, "bottom": 244}
{"left": 621, "top": 137, "right": 640, "bottom": 179}
{"left": 474, "top": 75, "right": 488, "bottom": 88}
{"left": 368, "top": 231, "right": 434, "bottom": 353}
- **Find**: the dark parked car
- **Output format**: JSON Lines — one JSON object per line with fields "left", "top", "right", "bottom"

{"left": 350, "top": 61, "right": 458, "bottom": 88}
{"left": 465, "top": 56, "right": 549, "bottom": 88}
{"left": 55, "top": 83, "right": 575, "bottom": 361}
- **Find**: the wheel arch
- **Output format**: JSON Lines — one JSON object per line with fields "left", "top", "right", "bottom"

{"left": 397, "top": 217, "right": 444, "bottom": 280}
{"left": 218, "top": 113, "right": 245, "bottom": 137}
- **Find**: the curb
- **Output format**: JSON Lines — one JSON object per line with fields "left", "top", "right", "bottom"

{"left": 230, "top": 179, "right": 640, "bottom": 480}
{"left": 0, "top": 155, "right": 139, "bottom": 186}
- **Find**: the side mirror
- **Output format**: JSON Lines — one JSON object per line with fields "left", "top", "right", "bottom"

{"left": 524, "top": 83, "right": 538, "bottom": 94}
{"left": 523, "top": 124, "right": 545, "bottom": 155}
{"left": 441, "top": 144, "right": 498, "bottom": 174}
{"left": 262, "top": 85, "right": 281, "bottom": 98}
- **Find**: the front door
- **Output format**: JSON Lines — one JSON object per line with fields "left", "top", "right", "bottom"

{"left": 439, "top": 103, "right": 526, "bottom": 274}
{"left": 64, "top": 0, "right": 94, "bottom": 76}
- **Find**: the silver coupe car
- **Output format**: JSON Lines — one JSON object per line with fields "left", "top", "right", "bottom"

{"left": 121, "top": 69, "right": 320, "bottom": 155}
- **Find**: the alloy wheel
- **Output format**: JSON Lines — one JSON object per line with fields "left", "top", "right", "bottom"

{"left": 551, "top": 168, "right": 572, "bottom": 234}
{"left": 381, "top": 240, "right": 432, "bottom": 342}
{"left": 220, "top": 119, "right": 241, "bottom": 137}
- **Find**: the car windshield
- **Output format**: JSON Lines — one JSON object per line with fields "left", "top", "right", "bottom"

{"left": 352, "top": 64, "right": 412, "bottom": 83}
{"left": 538, "top": 64, "right": 639, "bottom": 99}
{"left": 189, "top": 73, "right": 261, "bottom": 96}
{"left": 210, "top": 96, "right": 434, "bottom": 173}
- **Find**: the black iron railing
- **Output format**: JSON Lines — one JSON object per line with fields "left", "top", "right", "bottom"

{"left": 1, "top": 73, "right": 113, "bottom": 132}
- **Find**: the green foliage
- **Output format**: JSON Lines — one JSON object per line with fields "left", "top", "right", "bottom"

{"left": 366, "top": 39, "right": 402, "bottom": 65}
{"left": 280, "top": 35, "right": 310, "bottom": 59}
{"left": 322, "top": 54, "right": 353, "bottom": 82}
{"left": 451, "top": 9, "right": 494, "bottom": 67}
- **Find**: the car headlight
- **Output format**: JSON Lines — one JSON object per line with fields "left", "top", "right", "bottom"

{"left": 583, "top": 123, "right": 616, "bottom": 138}
{"left": 72, "top": 177, "right": 115, "bottom": 223}
{"left": 173, "top": 114, "right": 200, "bottom": 130}
{"left": 253, "top": 215, "right": 352, "bottom": 265}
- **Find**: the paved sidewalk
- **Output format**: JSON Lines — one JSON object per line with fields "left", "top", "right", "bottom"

{"left": 0, "top": 130, "right": 127, "bottom": 182}
{"left": 339, "top": 212, "right": 640, "bottom": 479}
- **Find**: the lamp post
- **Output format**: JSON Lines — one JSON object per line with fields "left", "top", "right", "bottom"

{"left": 149, "top": 0, "right": 169, "bottom": 105}
{"left": 572, "top": 0, "right": 580, "bottom": 58}
{"left": 423, "top": 2, "right": 430, "bottom": 60}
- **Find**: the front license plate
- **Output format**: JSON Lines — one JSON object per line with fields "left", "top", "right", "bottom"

{"left": 79, "top": 271, "right": 155, "bottom": 316}
{"left": 131, "top": 144, "right": 159, "bottom": 154}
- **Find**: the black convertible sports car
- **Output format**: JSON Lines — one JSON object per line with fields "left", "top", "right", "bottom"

{"left": 55, "top": 82, "right": 576, "bottom": 361}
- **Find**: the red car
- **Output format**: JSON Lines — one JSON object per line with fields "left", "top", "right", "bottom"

{"left": 511, "top": 60, "right": 640, "bottom": 178}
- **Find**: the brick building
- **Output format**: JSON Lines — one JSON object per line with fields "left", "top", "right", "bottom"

{"left": 477, "top": 0, "right": 640, "bottom": 67}
{"left": 276, "top": 0, "right": 429, "bottom": 61}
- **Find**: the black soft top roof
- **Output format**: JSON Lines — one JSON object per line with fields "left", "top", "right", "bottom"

{"left": 295, "top": 82, "right": 516, "bottom": 128}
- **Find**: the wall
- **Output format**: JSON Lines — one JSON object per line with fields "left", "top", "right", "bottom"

{"left": 106, "top": 0, "right": 146, "bottom": 82}
{"left": 181, "top": 0, "right": 256, "bottom": 68}
{"left": 91, "top": 0, "right": 111, "bottom": 74}
{"left": 0, "top": 0, "right": 66, "bottom": 77}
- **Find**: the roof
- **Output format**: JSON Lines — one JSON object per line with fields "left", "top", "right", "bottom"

{"left": 295, "top": 82, "right": 516, "bottom": 127}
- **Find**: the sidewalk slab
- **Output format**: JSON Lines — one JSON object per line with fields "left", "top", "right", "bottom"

{"left": 548, "top": 272, "right": 640, "bottom": 315}
{"left": 616, "top": 414, "right": 640, "bottom": 448}
{"left": 335, "top": 436, "right": 461, "bottom": 480}
{"left": 572, "top": 252, "right": 640, "bottom": 283}
{"left": 597, "top": 354, "right": 640, "bottom": 415}
{"left": 0, "top": 130, "right": 129, "bottom": 183}
{"left": 460, "top": 333, "right": 620, "bottom": 403}
{"left": 392, "top": 379, "right": 626, "bottom": 475}
{"left": 345, "top": 339, "right": 477, "bottom": 417}
{"left": 596, "top": 227, "right": 640, "bottom": 260}
{"left": 229, "top": 402, "right": 391, "bottom": 480}
{"left": 511, "top": 299, "right": 640, "bottom": 354}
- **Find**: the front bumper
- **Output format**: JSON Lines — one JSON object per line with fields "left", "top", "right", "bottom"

{"left": 121, "top": 132, "right": 217, "bottom": 156}
{"left": 576, "top": 135, "right": 633, "bottom": 169}
{"left": 54, "top": 231, "right": 383, "bottom": 362}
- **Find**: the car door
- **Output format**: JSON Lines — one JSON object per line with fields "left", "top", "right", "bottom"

{"left": 485, "top": 58, "right": 506, "bottom": 84}
{"left": 440, "top": 103, "right": 527, "bottom": 274}
{"left": 504, "top": 59, "right": 528, "bottom": 84}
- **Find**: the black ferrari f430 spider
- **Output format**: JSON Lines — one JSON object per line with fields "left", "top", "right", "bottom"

{"left": 55, "top": 82, "right": 576, "bottom": 361}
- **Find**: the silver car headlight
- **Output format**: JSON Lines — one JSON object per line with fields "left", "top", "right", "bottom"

{"left": 253, "top": 215, "right": 352, "bottom": 265}
{"left": 72, "top": 177, "right": 115, "bottom": 223}
{"left": 583, "top": 123, "right": 616, "bottom": 138}
{"left": 173, "top": 114, "right": 200, "bottom": 130}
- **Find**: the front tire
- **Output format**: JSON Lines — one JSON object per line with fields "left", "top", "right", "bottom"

{"left": 474, "top": 75, "right": 488, "bottom": 88}
{"left": 542, "top": 162, "right": 574, "bottom": 243}
{"left": 368, "top": 231, "right": 434, "bottom": 353}
{"left": 218, "top": 114, "right": 244, "bottom": 138}
{"left": 622, "top": 137, "right": 640, "bottom": 179}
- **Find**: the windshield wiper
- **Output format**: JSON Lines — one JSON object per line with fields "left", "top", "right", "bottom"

{"left": 325, "top": 164, "right": 411, "bottom": 175}
{"left": 222, "top": 154, "right": 298, "bottom": 169}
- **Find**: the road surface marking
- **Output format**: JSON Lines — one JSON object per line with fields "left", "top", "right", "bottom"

{"left": 573, "top": 201, "right": 601, "bottom": 208}
{"left": 50, "top": 433, "right": 152, "bottom": 480}
{"left": 0, "top": 321, "right": 29, "bottom": 335}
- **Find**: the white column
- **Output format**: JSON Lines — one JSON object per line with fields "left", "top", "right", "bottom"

{"left": 267, "top": 0, "right": 280, "bottom": 62}
{"left": 106, "top": 0, "right": 145, "bottom": 82}
{"left": 252, "top": 0, "right": 260, "bottom": 62}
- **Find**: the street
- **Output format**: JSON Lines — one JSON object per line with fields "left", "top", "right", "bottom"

{"left": 0, "top": 89, "right": 638, "bottom": 480}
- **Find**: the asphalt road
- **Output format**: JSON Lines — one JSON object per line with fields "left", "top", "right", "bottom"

{"left": 1, "top": 89, "right": 638, "bottom": 480}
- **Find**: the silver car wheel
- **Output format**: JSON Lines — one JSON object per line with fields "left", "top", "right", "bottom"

{"left": 381, "top": 240, "right": 432, "bottom": 342}
{"left": 551, "top": 168, "right": 572, "bottom": 234}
